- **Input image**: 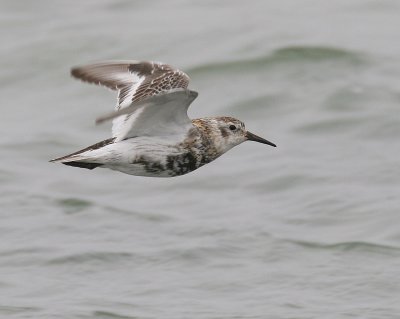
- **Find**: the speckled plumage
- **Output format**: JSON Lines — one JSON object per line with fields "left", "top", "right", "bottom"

{"left": 51, "top": 61, "right": 276, "bottom": 177}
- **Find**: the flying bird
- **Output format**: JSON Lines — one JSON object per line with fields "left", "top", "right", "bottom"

{"left": 51, "top": 61, "right": 276, "bottom": 177}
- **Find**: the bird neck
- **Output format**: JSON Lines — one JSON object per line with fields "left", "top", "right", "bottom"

{"left": 189, "top": 119, "right": 229, "bottom": 162}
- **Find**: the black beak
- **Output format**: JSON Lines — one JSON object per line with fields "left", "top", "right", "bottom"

{"left": 246, "top": 131, "right": 276, "bottom": 147}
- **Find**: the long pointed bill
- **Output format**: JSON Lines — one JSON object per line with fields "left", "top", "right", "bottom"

{"left": 246, "top": 131, "right": 276, "bottom": 147}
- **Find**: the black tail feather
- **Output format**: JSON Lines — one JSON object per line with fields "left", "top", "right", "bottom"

{"left": 50, "top": 137, "right": 116, "bottom": 162}
{"left": 62, "top": 161, "right": 103, "bottom": 170}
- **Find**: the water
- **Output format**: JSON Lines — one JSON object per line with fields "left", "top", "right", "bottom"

{"left": 1, "top": 0, "right": 400, "bottom": 318}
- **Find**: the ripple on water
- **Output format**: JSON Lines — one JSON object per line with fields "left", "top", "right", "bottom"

{"left": 290, "top": 240, "right": 400, "bottom": 255}
{"left": 54, "top": 196, "right": 173, "bottom": 224}
{"left": 47, "top": 251, "right": 134, "bottom": 266}
{"left": 91, "top": 310, "right": 137, "bottom": 319}
{"left": 245, "top": 173, "right": 326, "bottom": 194}
{"left": 270, "top": 46, "right": 366, "bottom": 64}
{"left": 56, "top": 198, "right": 93, "bottom": 214}
{"left": 0, "top": 306, "right": 42, "bottom": 316}
{"left": 99, "top": 205, "right": 173, "bottom": 223}
{"left": 293, "top": 116, "right": 366, "bottom": 135}
{"left": 294, "top": 84, "right": 400, "bottom": 137}
{"left": 188, "top": 46, "right": 367, "bottom": 75}
{"left": 224, "top": 92, "right": 292, "bottom": 116}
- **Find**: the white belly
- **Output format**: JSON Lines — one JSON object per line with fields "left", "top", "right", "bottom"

{"left": 84, "top": 137, "right": 192, "bottom": 177}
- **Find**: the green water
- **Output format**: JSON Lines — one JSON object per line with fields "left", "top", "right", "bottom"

{"left": 1, "top": 0, "right": 400, "bottom": 318}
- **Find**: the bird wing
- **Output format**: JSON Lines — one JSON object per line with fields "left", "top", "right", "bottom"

{"left": 95, "top": 89, "right": 198, "bottom": 141}
{"left": 71, "top": 61, "right": 191, "bottom": 138}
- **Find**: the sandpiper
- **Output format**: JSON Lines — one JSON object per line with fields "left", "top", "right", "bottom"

{"left": 51, "top": 61, "right": 276, "bottom": 177}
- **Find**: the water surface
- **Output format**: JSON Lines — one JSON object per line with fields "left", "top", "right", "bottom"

{"left": 1, "top": 1, "right": 400, "bottom": 318}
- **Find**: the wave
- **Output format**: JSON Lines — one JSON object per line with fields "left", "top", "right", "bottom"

{"left": 0, "top": 306, "right": 42, "bottom": 316}
{"left": 47, "top": 251, "right": 134, "bottom": 265}
{"left": 55, "top": 197, "right": 93, "bottom": 214}
{"left": 188, "top": 46, "right": 367, "bottom": 75}
{"left": 290, "top": 240, "right": 400, "bottom": 254}
{"left": 92, "top": 310, "right": 137, "bottom": 319}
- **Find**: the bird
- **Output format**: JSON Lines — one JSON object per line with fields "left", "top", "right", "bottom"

{"left": 50, "top": 61, "right": 276, "bottom": 177}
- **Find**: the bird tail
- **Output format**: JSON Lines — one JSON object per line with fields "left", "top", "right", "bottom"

{"left": 57, "top": 161, "right": 103, "bottom": 170}
{"left": 50, "top": 137, "right": 116, "bottom": 170}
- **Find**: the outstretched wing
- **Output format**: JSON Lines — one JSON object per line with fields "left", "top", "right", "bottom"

{"left": 71, "top": 61, "right": 191, "bottom": 138}
{"left": 96, "top": 89, "right": 198, "bottom": 141}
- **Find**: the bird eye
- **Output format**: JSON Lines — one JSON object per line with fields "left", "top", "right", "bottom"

{"left": 229, "top": 125, "right": 237, "bottom": 131}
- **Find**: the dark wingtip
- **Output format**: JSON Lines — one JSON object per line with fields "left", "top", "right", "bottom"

{"left": 70, "top": 67, "right": 81, "bottom": 79}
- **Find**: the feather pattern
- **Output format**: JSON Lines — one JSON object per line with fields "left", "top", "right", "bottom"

{"left": 71, "top": 61, "right": 191, "bottom": 138}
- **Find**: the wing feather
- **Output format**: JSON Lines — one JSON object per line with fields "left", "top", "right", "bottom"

{"left": 96, "top": 89, "right": 198, "bottom": 141}
{"left": 71, "top": 61, "right": 190, "bottom": 108}
{"left": 71, "top": 61, "right": 192, "bottom": 138}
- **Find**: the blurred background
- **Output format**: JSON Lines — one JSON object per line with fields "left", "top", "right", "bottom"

{"left": 1, "top": 0, "right": 400, "bottom": 318}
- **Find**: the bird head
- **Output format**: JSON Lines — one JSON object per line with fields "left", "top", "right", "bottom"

{"left": 194, "top": 117, "right": 276, "bottom": 155}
